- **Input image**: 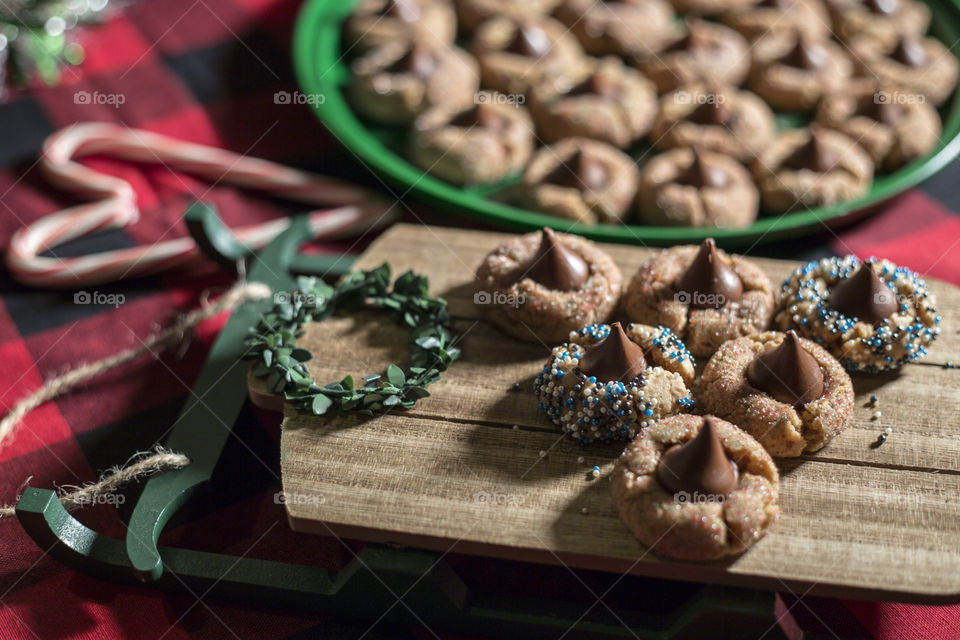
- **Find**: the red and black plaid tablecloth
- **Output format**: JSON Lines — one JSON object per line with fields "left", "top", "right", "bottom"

{"left": 0, "top": 1, "right": 958, "bottom": 638}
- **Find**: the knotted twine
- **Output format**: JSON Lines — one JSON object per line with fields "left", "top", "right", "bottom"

{"left": 0, "top": 280, "right": 271, "bottom": 518}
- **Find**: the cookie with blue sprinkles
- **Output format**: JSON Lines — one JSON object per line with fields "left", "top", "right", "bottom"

{"left": 774, "top": 256, "right": 940, "bottom": 372}
{"left": 534, "top": 321, "right": 695, "bottom": 444}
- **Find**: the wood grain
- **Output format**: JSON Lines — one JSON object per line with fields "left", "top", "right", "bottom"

{"left": 280, "top": 412, "right": 960, "bottom": 602}
{"left": 261, "top": 223, "right": 960, "bottom": 603}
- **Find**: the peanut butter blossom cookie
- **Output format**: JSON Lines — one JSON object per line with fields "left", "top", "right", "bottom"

{"left": 350, "top": 44, "right": 479, "bottom": 126}
{"left": 343, "top": 0, "right": 458, "bottom": 53}
{"left": 513, "top": 137, "right": 640, "bottom": 224}
{"left": 637, "top": 147, "right": 760, "bottom": 228}
{"left": 636, "top": 21, "right": 750, "bottom": 94}
{"left": 753, "top": 127, "right": 873, "bottom": 213}
{"left": 453, "top": 0, "right": 560, "bottom": 33}
{"left": 475, "top": 228, "right": 622, "bottom": 343}
{"left": 722, "top": 0, "right": 830, "bottom": 44}
{"left": 698, "top": 330, "right": 854, "bottom": 457}
{"left": 774, "top": 257, "right": 941, "bottom": 372}
{"left": 408, "top": 98, "right": 534, "bottom": 184}
{"left": 534, "top": 322, "right": 695, "bottom": 444}
{"left": 816, "top": 84, "right": 941, "bottom": 171}
{"left": 651, "top": 84, "right": 776, "bottom": 161}
{"left": 850, "top": 35, "right": 959, "bottom": 106}
{"left": 554, "top": 0, "right": 679, "bottom": 57}
{"left": 529, "top": 57, "right": 659, "bottom": 147}
{"left": 623, "top": 239, "right": 775, "bottom": 357}
{"left": 470, "top": 17, "right": 589, "bottom": 95}
{"left": 669, "top": 0, "right": 761, "bottom": 14}
{"left": 829, "top": 0, "right": 930, "bottom": 49}
{"left": 610, "top": 415, "right": 780, "bottom": 561}
{"left": 749, "top": 36, "right": 853, "bottom": 111}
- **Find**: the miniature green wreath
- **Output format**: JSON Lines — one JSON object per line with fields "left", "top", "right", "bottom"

{"left": 246, "top": 263, "right": 461, "bottom": 416}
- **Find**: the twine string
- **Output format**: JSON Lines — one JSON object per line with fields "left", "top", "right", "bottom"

{"left": 0, "top": 280, "right": 272, "bottom": 518}
{"left": 0, "top": 447, "right": 190, "bottom": 518}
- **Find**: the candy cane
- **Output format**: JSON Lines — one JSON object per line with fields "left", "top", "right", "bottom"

{"left": 5, "top": 122, "right": 399, "bottom": 288}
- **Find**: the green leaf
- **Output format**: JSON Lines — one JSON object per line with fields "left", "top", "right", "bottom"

{"left": 311, "top": 394, "right": 333, "bottom": 415}
{"left": 288, "top": 369, "right": 312, "bottom": 385}
{"left": 383, "top": 395, "right": 401, "bottom": 407}
{"left": 291, "top": 348, "right": 312, "bottom": 362}
{"left": 387, "top": 364, "right": 405, "bottom": 387}
{"left": 262, "top": 350, "right": 273, "bottom": 367}
{"left": 415, "top": 336, "right": 441, "bottom": 350}
{"left": 341, "top": 375, "right": 354, "bottom": 390}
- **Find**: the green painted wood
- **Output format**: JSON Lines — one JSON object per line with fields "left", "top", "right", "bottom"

{"left": 123, "top": 215, "right": 311, "bottom": 580}
{"left": 16, "top": 489, "right": 792, "bottom": 639}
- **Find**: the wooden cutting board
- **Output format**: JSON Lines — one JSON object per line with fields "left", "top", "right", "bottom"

{"left": 251, "top": 223, "right": 960, "bottom": 604}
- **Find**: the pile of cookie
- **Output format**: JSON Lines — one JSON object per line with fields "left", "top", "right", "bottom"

{"left": 475, "top": 229, "right": 941, "bottom": 560}
{"left": 344, "top": 0, "right": 957, "bottom": 227}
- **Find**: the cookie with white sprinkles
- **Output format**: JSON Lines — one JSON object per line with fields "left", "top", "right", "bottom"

{"left": 775, "top": 256, "right": 940, "bottom": 372}
{"left": 610, "top": 415, "right": 779, "bottom": 561}
{"left": 534, "top": 321, "right": 695, "bottom": 444}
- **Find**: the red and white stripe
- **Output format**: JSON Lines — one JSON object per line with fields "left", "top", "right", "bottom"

{"left": 6, "top": 122, "right": 398, "bottom": 288}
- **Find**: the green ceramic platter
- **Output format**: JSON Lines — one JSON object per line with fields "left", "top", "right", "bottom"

{"left": 293, "top": 0, "right": 960, "bottom": 247}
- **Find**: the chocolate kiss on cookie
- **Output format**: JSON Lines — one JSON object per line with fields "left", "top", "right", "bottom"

{"left": 781, "top": 37, "right": 828, "bottom": 70}
{"left": 568, "top": 72, "right": 619, "bottom": 99}
{"left": 665, "top": 27, "right": 711, "bottom": 54}
{"left": 747, "top": 330, "right": 824, "bottom": 407}
{"left": 781, "top": 129, "right": 838, "bottom": 173}
{"left": 381, "top": 0, "right": 421, "bottom": 21}
{"left": 855, "top": 93, "right": 905, "bottom": 125}
{"left": 386, "top": 47, "right": 437, "bottom": 76}
{"left": 676, "top": 148, "right": 730, "bottom": 189}
{"left": 544, "top": 150, "right": 608, "bottom": 192}
{"left": 760, "top": 0, "right": 795, "bottom": 8}
{"left": 656, "top": 417, "right": 738, "bottom": 496}
{"left": 866, "top": 0, "right": 898, "bottom": 15}
{"left": 506, "top": 23, "right": 552, "bottom": 57}
{"left": 891, "top": 37, "right": 927, "bottom": 67}
{"left": 523, "top": 228, "right": 589, "bottom": 291}
{"left": 449, "top": 105, "right": 508, "bottom": 132}
{"left": 827, "top": 261, "right": 898, "bottom": 325}
{"left": 675, "top": 238, "right": 743, "bottom": 309}
{"left": 687, "top": 97, "right": 735, "bottom": 127}
{"left": 578, "top": 321, "right": 647, "bottom": 382}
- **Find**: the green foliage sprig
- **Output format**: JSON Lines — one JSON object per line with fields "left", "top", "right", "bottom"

{"left": 245, "top": 263, "right": 461, "bottom": 416}
{"left": 1, "top": 0, "right": 112, "bottom": 93}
